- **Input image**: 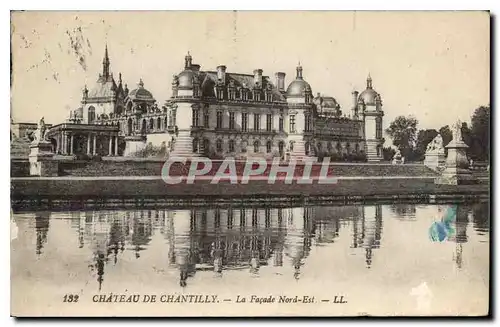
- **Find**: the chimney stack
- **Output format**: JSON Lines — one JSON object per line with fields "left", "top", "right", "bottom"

{"left": 352, "top": 90, "right": 359, "bottom": 108}
{"left": 352, "top": 90, "right": 359, "bottom": 117}
{"left": 217, "top": 65, "right": 227, "bottom": 85}
{"left": 275, "top": 72, "right": 286, "bottom": 92}
{"left": 254, "top": 69, "right": 263, "bottom": 87}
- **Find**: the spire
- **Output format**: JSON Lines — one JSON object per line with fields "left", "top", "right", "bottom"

{"left": 296, "top": 62, "right": 303, "bottom": 79}
{"left": 138, "top": 78, "right": 144, "bottom": 88}
{"left": 102, "top": 44, "right": 110, "bottom": 78}
{"left": 367, "top": 73, "right": 373, "bottom": 89}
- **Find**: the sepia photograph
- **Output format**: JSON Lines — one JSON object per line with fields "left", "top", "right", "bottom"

{"left": 9, "top": 10, "right": 490, "bottom": 317}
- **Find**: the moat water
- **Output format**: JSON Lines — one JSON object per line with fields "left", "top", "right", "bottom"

{"left": 11, "top": 201, "right": 489, "bottom": 316}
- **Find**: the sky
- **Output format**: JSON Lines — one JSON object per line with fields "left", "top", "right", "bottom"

{"left": 10, "top": 11, "right": 490, "bottom": 135}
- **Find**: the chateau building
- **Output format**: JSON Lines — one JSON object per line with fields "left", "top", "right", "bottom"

{"left": 43, "top": 46, "right": 385, "bottom": 161}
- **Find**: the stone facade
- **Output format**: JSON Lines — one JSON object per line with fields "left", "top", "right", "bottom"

{"left": 166, "top": 53, "right": 384, "bottom": 161}
{"left": 39, "top": 47, "right": 386, "bottom": 161}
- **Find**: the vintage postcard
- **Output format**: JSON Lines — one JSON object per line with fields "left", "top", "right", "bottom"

{"left": 10, "top": 11, "right": 490, "bottom": 317}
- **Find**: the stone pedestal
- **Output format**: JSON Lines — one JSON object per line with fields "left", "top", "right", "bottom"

{"left": 29, "top": 141, "right": 58, "bottom": 176}
{"left": 435, "top": 140, "right": 476, "bottom": 185}
{"left": 124, "top": 135, "right": 147, "bottom": 157}
{"left": 424, "top": 151, "right": 446, "bottom": 171}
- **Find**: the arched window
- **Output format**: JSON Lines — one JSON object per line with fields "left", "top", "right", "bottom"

{"left": 149, "top": 118, "right": 154, "bottom": 131}
{"left": 253, "top": 140, "right": 260, "bottom": 153}
{"left": 355, "top": 143, "right": 360, "bottom": 153}
{"left": 88, "top": 106, "right": 96, "bottom": 123}
{"left": 305, "top": 142, "right": 310, "bottom": 155}
{"left": 266, "top": 140, "right": 272, "bottom": 153}
{"left": 216, "top": 139, "right": 223, "bottom": 153}
{"left": 327, "top": 142, "right": 333, "bottom": 154}
{"left": 164, "top": 116, "right": 168, "bottom": 129}
{"left": 203, "top": 139, "right": 210, "bottom": 155}
{"left": 317, "top": 142, "right": 322, "bottom": 151}
{"left": 126, "top": 102, "right": 133, "bottom": 112}
{"left": 127, "top": 118, "right": 133, "bottom": 135}
{"left": 278, "top": 141, "right": 285, "bottom": 156}
{"left": 241, "top": 140, "right": 247, "bottom": 153}
{"left": 192, "top": 138, "right": 198, "bottom": 153}
{"left": 141, "top": 119, "right": 147, "bottom": 134}
{"left": 228, "top": 139, "right": 235, "bottom": 153}
{"left": 157, "top": 117, "right": 162, "bottom": 131}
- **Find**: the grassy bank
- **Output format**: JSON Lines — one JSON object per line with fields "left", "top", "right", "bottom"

{"left": 11, "top": 177, "right": 488, "bottom": 200}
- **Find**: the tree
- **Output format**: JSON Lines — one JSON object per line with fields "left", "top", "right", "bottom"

{"left": 470, "top": 106, "right": 490, "bottom": 161}
{"left": 439, "top": 125, "right": 453, "bottom": 146}
{"left": 385, "top": 116, "right": 418, "bottom": 160}
{"left": 414, "top": 129, "right": 438, "bottom": 161}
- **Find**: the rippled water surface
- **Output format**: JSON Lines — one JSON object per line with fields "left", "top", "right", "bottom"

{"left": 11, "top": 202, "right": 489, "bottom": 316}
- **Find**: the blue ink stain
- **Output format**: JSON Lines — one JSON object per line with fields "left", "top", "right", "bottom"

{"left": 429, "top": 206, "right": 456, "bottom": 242}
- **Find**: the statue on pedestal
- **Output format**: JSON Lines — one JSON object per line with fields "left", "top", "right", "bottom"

{"left": 435, "top": 119, "right": 476, "bottom": 185}
{"left": 32, "top": 117, "right": 48, "bottom": 144}
{"left": 424, "top": 133, "right": 446, "bottom": 171}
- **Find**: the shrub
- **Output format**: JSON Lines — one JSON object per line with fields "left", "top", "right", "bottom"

{"left": 133, "top": 142, "right": 167, "bottom": 158}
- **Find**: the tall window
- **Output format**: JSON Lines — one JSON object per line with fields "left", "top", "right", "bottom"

{"left": 204, "top": 110, "right": 209, "bottom": 128}
{"left": 192, "top": 138, "right": 199, "bottom": 153}
{"left": 254, "top": 114, "right": 260, "bottom": 131}
{"left": 266, "top": 114, "right": 272, "bottom": 132}
{"left": 228, "top": 139, "right": 235, "bottom": 153}
{"left": 376, "top": 117, "right": 382, "bottom": 139}
{"left": 157, "top": 117, "right": 162, "bottom": 131}
{"left": 242, "top": 113, "right": 248, "bottom": 132}
{"left": 304, "top": 113, "right": 311, "bottom": 132}
{"left": 149, "top": 118, "right": 154, "bottom": 131}
{"left": 305, "top": 142, "right": 310, "bottom": 155}
{"left": 279, "top": 115, "right": 284, "bottom": 132}
{"left": 171, "top": 108, "right": 177, "bottom": 127}
{"left": 216, "top": 111, "right": 223, "bottom": 129}
{"left": 266, "top": 140, "right": 272, "bottom": 153}
{"left": 203, "top": 139, "right": 210, "bottom": 155}
{"left": 192, "top": 108, "right": 199, "bottom": 127}
{"left": 216, "top": 139, "right": 223, "bottom": 153}
{"left": 229, "top": 112, "right": 235, "bottom": 130}
{"left": 289, "top": 115, "right": 296, "bottom": 133}
{"left": 253, "top": 140, "right": 260, "bottom": 153}
{"left": 88, "top": 106, "right": 96, "bottom": 123}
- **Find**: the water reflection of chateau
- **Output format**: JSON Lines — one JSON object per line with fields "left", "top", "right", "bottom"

{"left": 27, "top": 203, "right": 487, "bottom": 289}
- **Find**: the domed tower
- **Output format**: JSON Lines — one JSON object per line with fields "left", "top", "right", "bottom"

{"left": 285, "top": 63, "right": 314, "bottom": 161}
{"left": 358, "top": 74, "right": 384, "bottom": 162}
{"left": 169, "top": 52, "right": 202, "bottom": 159}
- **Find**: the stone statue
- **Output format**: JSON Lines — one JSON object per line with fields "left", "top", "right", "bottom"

{"left": 172, "top": 74, "right": 179, "bottom": 86}
{"left": 426, "top": 134, "right": 444, "bottom": 154}
{"left": 424, "top": 134, "right": 446, "bottom": 171}
{"left": 392, "top": 148, "right": 403, "bottom": 164}
{"left": 32, "top": 117, "right": 47, "bottom": 143}
{"left": 452, "top": 120, "right": 463, "bottom": 143}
